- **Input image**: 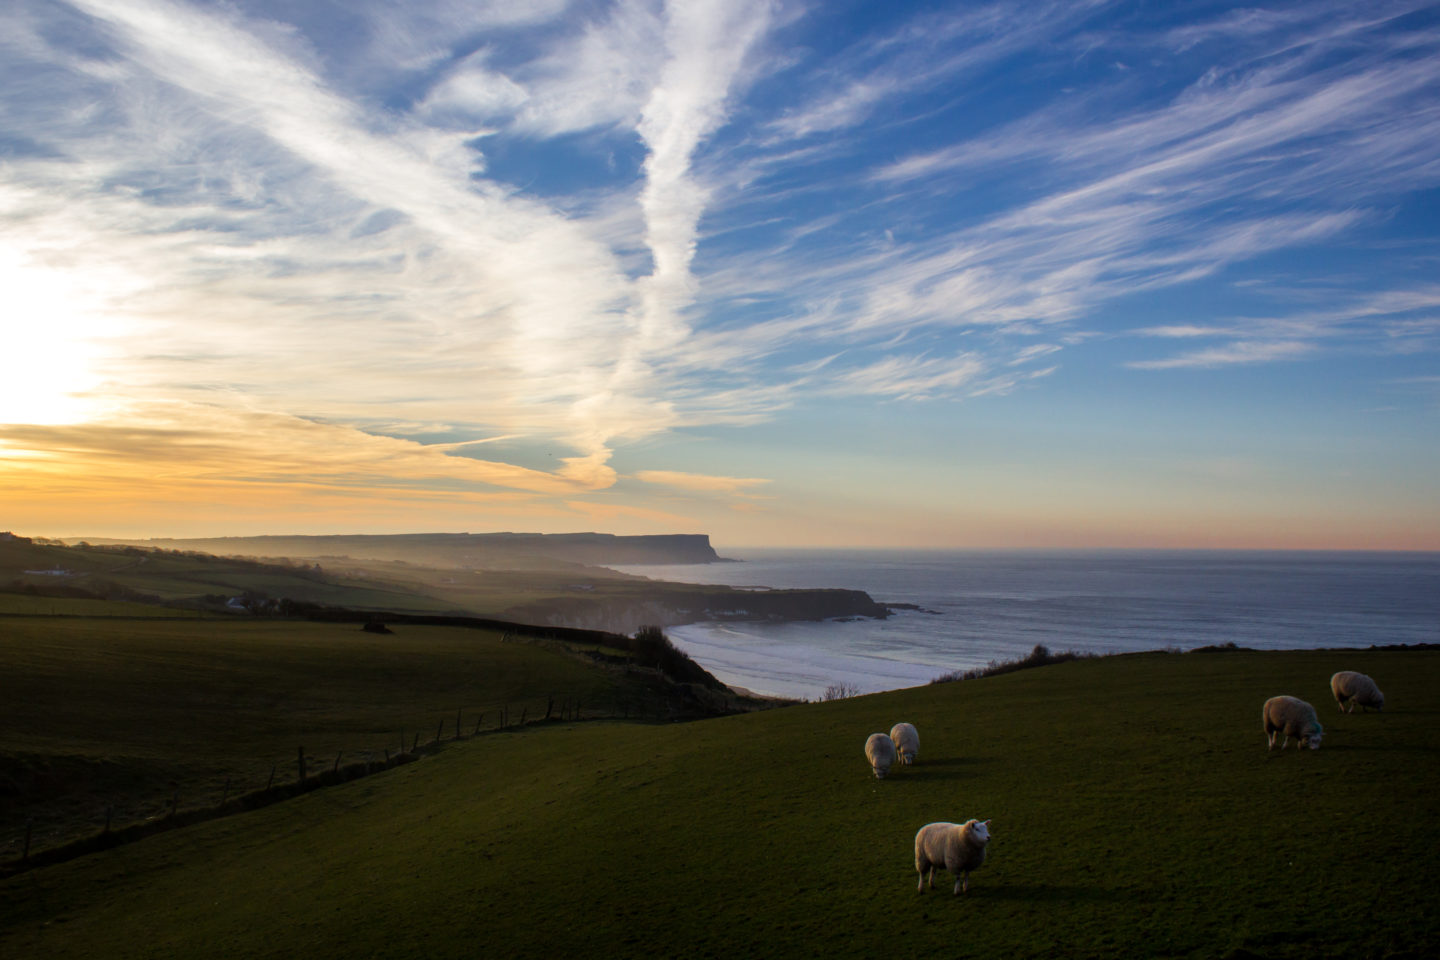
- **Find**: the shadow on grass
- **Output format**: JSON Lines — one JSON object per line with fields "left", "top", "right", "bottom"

{"left": 972, "top": 883, "right": 1143, "bottom": 903}
{"left": 890, "top": 756, "right": 986, "bottom": 781}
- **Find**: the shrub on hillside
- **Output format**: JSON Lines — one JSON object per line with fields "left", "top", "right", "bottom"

{"left": 627, "top": 625, "right": 725, "bottom": 690}
{"left": 930, "top": 643, "right": 1094, "bottom": 684}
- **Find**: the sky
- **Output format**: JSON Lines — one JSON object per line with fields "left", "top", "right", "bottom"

{"left": 1, "top": 0, "right": 1438, "bottom": 550}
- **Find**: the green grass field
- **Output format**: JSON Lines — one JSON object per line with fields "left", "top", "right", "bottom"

{"left": 2, "top": 645, "right": 1435, "bottom": 959}
{"left": 0, "top": 616, "right": 637, "bottom": 858}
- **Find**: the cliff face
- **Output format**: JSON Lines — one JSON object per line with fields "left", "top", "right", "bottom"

{"left": 501, "top": 588, "right": 890, "bottom": 635}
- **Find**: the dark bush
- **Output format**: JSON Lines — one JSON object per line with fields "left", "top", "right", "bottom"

{"left": 931, "top": 643, "right": 1094, "bottom": 684}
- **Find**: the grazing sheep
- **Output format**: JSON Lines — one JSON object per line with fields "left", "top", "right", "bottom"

{"left": 1330, "top": 671, "right": 1385, "bottom": 713}
{"left": 889, "top": 722, "right": 919, "bottom": 765}
{"left": 1263, "top": 695, "right": 1324, "bottom": 751}
{"left": 915, "top": 819, "right": 992, "bottom": 895}
{"left": 865, "top": 733, "right": 897, "bottom": 779}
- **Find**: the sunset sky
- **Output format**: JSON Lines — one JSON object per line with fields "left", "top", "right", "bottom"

{"left": 2, "top": 0, "right": 1438, "bottom": 549}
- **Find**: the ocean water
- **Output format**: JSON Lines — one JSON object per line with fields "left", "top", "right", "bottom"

{"left": 607, "top": 549, "right": 1440, "bottom": 700}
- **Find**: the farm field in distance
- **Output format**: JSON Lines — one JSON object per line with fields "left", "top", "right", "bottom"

{"left": 0, "top": 537, "right": 884, "bottom": 634}
{"left": 2, "top": 644, "right": 1436, "bottom": 959}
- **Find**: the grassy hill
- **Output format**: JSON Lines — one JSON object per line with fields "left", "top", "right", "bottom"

{"left": 0, "top": 615, "right": 749, "bottom": 861}
{"left": 2, "top": 645, "right": 1436, "bottom": 959}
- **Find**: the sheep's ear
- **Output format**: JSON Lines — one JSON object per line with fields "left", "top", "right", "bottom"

{"left": 983, "top": 819, "right": 991, "bottom": 827}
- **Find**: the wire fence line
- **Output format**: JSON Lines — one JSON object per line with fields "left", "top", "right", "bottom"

{"left": 2, "top": 689, "right": 689, "bottom": 879}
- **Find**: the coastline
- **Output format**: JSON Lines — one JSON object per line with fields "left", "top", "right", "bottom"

{"left": 618, "top": 550, "right": 1440, "bottom": 701}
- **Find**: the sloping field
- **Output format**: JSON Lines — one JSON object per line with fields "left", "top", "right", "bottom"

{"left": 2, "top": 647, "right": 1435, "bottom": 959}
{"left": 0, "top": 617, "right": 633, "bottom": 858}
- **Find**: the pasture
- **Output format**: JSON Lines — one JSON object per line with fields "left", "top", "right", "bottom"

{"left": 2, "top": 645, "right": 1436, "bottom": 958}
{"left": 0, "top": 616, "right": 640, "bottom": 859}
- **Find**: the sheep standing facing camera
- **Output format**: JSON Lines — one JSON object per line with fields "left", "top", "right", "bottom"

{"left": 1263, "top": 695, "right": 1324, "bottom": 751}
{"left": 915, "top": 819, "right": 992, "bottom": 894}
{"left": 889, "top": 722, "right": 919, "bottom": 765}
{"left": 865, "top": 733, "right": 897, "bottom": 779}
{"left": 1330, "top": 671, "right": 1384, "bottom": 713}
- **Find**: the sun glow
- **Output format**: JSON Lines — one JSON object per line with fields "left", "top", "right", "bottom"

{"left": 0, "top": 241, "right": 121, "bottom": 426}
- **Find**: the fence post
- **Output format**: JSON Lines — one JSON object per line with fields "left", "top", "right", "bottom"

{"left": 104, "top": 805, "right": 114, "bottom": 833}
{"left": 22, "top": 819, "right": 32, "bottom": 863}
{"left": 412, "top": 733, "right": 420, "bottom": 752}
{"left": 399, "top": 730, "right": 404, "bottom": 755}
{"left": 520, "top": 707, "right": 527, "bottom": 727}
{"left": 220, "top": 778, "right": 231, "bottom": 808}
{"left": 297, "top": 746, "right": 306, "bottom": 784}
{"left": 169, "top": 785, "right": 179, "bottom": 818}
{"left": 333, "top": 752, "right": 342, "bottom": 774}
{"left": 546, "top": 695, "right": 554, "bottom": 720}
{"left": 474, "top": 714, "right": 482, "bottom": 734}
{"left": 266, "top": 763, "right": 276, "bottom": 791}
{"left": 435, "top": 719, "right": 444, "bottom": 744}
{"left": 456, "top": 708, "right": 462, "bottom": 740}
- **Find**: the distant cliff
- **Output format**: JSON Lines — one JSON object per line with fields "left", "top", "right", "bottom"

{"left": 501, "top": 587, "right": 891, "bottom": 635}
{"left": 77, "top": 532, "right": 728, "bottom": 568}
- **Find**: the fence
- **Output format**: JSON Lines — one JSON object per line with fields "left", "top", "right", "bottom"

{"left": 1, "top": 688, "right": 694, "bottom": 879}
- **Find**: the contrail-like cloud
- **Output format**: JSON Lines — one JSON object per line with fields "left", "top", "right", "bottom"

{"left": 567, "top": 0, "right": 775, "bottom": 485}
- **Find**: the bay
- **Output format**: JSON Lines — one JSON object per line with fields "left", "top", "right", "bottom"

{"left": 606, "top": 549, "right": 1440, "bottom": 700}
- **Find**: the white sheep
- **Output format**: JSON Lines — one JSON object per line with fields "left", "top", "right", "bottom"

{"left": 865, "top": 733, "right": 897, "bottom": 779}
{"left": 1263, "top": 695, "right": 1324, "bottom": 751}
{"left": 889, "top": 722, "right": 919, "bottom": 765}
{"left": 1330, "top": 671, "right": 1384, "bottom": 713}
{"left": 915, "top": 819, "right": 992, "bottom": 895}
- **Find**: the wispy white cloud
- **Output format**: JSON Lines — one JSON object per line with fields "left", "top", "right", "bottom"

{"left": 689, "top": 2, "right": 1440, "bottom": 384}
{"left": 1127, "top": 340, "right": 1316, "bottom": 370}
{"left": 509, "top": 0, "right": 668, "bottom": 137}
{"left": 766, "top": 1, "right": 1106, "bottom": 141}
{"left": 1131, "top": 285, "right": 1440, "bottom": 364}
{"left": 633, "top": 469, "right": 771, "bottom": 497}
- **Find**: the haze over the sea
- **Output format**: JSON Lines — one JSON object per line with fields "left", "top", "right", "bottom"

{"left": 2, "top": 1, "right": 1437, "bottom": 551}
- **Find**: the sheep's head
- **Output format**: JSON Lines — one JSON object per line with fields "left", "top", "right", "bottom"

{"left": 966, "top": 819, "right": 992, "bottom": 844}
{"left": 1304, "top": 726, "right": 1323, "bottom": 750}
{"left": 1373, "top": 692, "right": 1385, "bottom": 710}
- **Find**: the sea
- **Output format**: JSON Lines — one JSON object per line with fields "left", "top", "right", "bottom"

{"left": 605, "top": 549, "right": 1440, "bottom": 700}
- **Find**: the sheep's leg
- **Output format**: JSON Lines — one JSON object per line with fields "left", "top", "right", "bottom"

{"left": 927, "top": 865, "right": 935, "bottom": 889}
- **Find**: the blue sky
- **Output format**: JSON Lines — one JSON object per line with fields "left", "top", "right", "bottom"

{"left": 1, "top": 0, "right": 1437, "bottom": 548}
